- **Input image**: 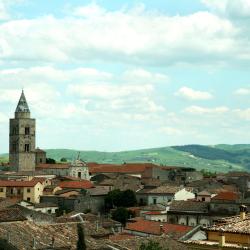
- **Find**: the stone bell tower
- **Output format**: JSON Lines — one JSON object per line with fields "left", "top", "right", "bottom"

{"left": 9, "top": 90, "right": 36, "bottom": 172}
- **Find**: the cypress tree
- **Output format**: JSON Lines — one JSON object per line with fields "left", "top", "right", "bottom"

{"left": 77, "top": 223, "right": 86, "bottom": 250}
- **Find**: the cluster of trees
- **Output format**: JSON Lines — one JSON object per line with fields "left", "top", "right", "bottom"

{"left": 46, "top": 158, "right": 56, "bottom": 164}
{"left": 105, "top": 189, "right": 137, "bottom": 209}
{"left": 105, "top": 189, "right": 137, "bottom": 225}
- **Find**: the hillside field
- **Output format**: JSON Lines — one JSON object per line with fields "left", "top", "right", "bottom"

{"left": 1, "top": 144, "right": 250, "bottom": 173}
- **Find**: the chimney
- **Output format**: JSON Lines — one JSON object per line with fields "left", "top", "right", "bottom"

{"left": 219, "top": 233, "right": 225, "bottom": 247}
{"left": 240, "top": 205, "right": 247, "bottom": 220}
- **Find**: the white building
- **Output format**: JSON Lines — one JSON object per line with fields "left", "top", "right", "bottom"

{"left": 36, "top": 159, "right": 90, "bottom": 180}
{"left": 136, "top": 185, "right": 195, "bottom": 206}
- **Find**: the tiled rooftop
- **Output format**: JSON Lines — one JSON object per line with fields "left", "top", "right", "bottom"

{"left": 211, "top": 191, "right": 239, "bottom": 201}
{"left": 125, "top": 219, "right": 192, "bottom": 237}
{"left": 169, "top": 200, "right": 208, "bottom": 213}
{"left": 207, "top": 214, "right": 250, "bottom": 234}
{"left": 59, "top": 180, "right": 93, "bottom": 189}
{"left": 0, "top": 179, "right": 42, "bottom": 187}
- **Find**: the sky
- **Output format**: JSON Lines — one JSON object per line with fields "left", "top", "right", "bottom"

{"left": 0, "top": 0, "right": 250, "bottom": 152}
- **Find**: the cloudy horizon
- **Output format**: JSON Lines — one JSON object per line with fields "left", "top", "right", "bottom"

{"left": 0, "top": 0, "right": 250, "bottom": 153}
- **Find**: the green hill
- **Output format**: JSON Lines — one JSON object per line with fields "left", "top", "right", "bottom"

{"left": 1, "top": 144, "right": 250, "bottom": 173}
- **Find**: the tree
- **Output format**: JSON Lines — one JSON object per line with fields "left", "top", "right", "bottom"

{"left": 77, "top": 223, "right": 86, "bottom": 250}
{"left": 139, "top": 240, "right": 167, "bottom": 250}
{"left": 111, "top": 207, "right": 134, "bottom": 225}
{"left": 60, "top": 157, "right": 67, "bottom": 162}
{"left": 105, "top": 189, "right": 137, "bottom": 209}
{"left": 105, "top": 189, "right": 122, "bottom": 209}
{"left": 46, "top": 158, "right": 56, "bottom": 164}
{"left": 120, "top": 189, "right": 137, "bottom": 207}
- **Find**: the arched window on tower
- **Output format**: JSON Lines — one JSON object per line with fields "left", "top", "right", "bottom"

{"left": 25, "top": 127, "right": 30, "bottom": 135}
{"left": 24, "top": 144, "right": 30, "bottom": 152}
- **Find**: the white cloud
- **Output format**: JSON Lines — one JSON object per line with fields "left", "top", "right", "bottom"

{"left": 0, "top": 112, "right": 8, "bottom": 122}
{"left": 202, "top": 0, "right": 250, "bottom": 18}
{"left": 184, "top": 105, "right": 229, "bottom": 115}
{"left": 0, "top": 4, "right": 240, "bottom": 67}
{"left": 68, "top": 83, "right": 153, "bottom": 99}
{"left": 235, "top": 87, "right": 250, "bottom": 95}
{"left": 160, "top": 126, "right": 182, "bottom": 135}
{"left": 122, "top": 68, "right": 169, "bottom": 84}
{"left": 72, "top": 3, "right": 106, "bottom": 18}
{"left": 233, "top": 108, "right": 250, "bottom": 120}
{"left": 175, "top": 87, "right": 213, "bottom": 100}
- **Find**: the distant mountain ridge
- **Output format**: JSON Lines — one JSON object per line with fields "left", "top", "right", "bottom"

{"left": 1, "top": 144, "right": 250, "bottom": 173}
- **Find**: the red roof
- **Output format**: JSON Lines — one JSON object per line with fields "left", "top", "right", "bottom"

{"left": 212, "top": 191, "right": 239, "bottom": 201}
{"left": 125, "top": 220, "right": 192, "bottom": 235}
{"left": 0, "top": 180, "right": 42, "bottom": 187}
{"left": 88, "top": 163, "right": 159, "bottom": 174}
{"left": 36, "top": 164, "right": 70, "bottom": 169}
{"left": 59, "top": 180, "right": 93, "bottom": 189}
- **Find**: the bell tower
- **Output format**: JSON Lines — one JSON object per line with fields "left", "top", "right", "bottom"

{"left": 9, "top": 90, "right": 36, "bottom": 172}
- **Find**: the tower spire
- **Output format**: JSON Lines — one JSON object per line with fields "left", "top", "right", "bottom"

{"left": 15, "top": 90, "right": 30, "bottom": 113}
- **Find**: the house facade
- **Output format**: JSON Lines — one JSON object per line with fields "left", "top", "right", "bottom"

{"left": 0, "top": 179, "right": 44, "bottom": 203}
{"left": 136, "top": 186, "right": 195, "bottom": 206}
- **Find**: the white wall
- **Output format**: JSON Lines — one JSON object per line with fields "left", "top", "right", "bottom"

{"left": 174, "top": 189, "right": 195, "bottom": 201}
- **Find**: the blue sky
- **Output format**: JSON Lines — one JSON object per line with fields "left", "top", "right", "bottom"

{"left": 0, "top": 0, "right": 250, "bottom": 152}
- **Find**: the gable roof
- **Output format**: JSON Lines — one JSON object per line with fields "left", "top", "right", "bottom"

{"left": 36, "top": 163, "right": 70, "bottom": 169}
{"left": 207, "top": 214, "right": 250, "bottom": 234}
{"left": 59, "top": 180, "right": 93, "bottom": 189}
{"left": 211, "top": 191, "right": 239, "bottom": 201}
{"left": 88, "top": 162, "right": 159, "bottom": 174}
{"left": 0, "top": 180, "right": 42, "bottom": 187}
{"left": 169, "top": 200, "right": 208, "bottom": 213}
{"left": 126, "top": 219, "right": 192, "bottom": 236}
{"left": 197, "top": 190, "right": 211, "bottom": 196}
{"left": 0, "top": 208, "right": 27, "bottom": 222}
{"left": 137, "top": 185, "right": 181, "bottom": 195}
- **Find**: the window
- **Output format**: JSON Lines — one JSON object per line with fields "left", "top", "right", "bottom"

{"left": 10, "top": 189, "right": 13, "bottom": 194}
{"left": 17, "top": 189, "right": 21, "bottom": 195}
{"left": 202, "top": 197, "right": 205, "bottom": 202}
{"left": 153, "top": 198, "right": 157, "bottom": 204}
{"left": 40, "top": 158, "right": 43, "bottom": 163}
{"left": 12, "top": 127, "right": 17, "bottom": 135}
{"left": 27, "top": 197, "right": 30, "bottom": 202}
{"left": 78, "top": 172, "right": 81, "bottom": 178}
{"left": 27, "top": 188, "right": 30, "bottom": 193}
{"left": 0, "top": 188, "right": 3, "bottom": 192}
{"left": 12, "top": 144, "right": 17, "bottom": 153}
{"left": 25, "top": 127, "right": 30, "bottom": 135}
{"left": 25, "top": 144, "right": 30, "bottom": 152}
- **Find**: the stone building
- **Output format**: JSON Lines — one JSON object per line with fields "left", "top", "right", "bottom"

{"left": 9, "top": 90, "right": 46, "bottom": 172}
{"left": 9, "top": 90, "right": 36, "bottom": 172}
{"left": 36, "top": 159, "right": 90, "bottom": 180}
{"left": 35, "top": 148, "right": 46, "bottom": 165}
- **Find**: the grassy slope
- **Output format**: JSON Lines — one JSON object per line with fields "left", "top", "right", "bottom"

{"left": 0, "top": 145, "right": 248, "bottom": 173}
{"left": 45, "top": 146, "right": 244, "bottom": 173}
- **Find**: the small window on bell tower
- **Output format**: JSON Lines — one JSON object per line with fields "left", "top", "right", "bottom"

{"left": 12, "top": 144, "right": 17, "bottom": 152}
{"left": 25, "top": 127, "right": 30, "bottom": 135}
{"left": 25, "top": 144, "right": 30, "bottom": 152}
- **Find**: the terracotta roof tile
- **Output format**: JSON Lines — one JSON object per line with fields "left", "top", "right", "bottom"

{"left": 126, "top": 219, "right": 192, "bottom": 236}
{"left": 0, "top": 180, "right": 42, "bottom": 187}
{"left": 59, "top": 180, "right": 93, "bottom": 189}
{"left": 36, "top": 163, "right": 70, "bottom": 169}
{"left": 0, "top": 208, "right": 27, "bottom": 222}
{"left": 88, "top": 163, "right": 160, "bottom": 174}
{"left": 211, "top": 191, "right": 239, "bottom": 201}
{"left": 169, "top": 200, "right": 208, "bottom": 213}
